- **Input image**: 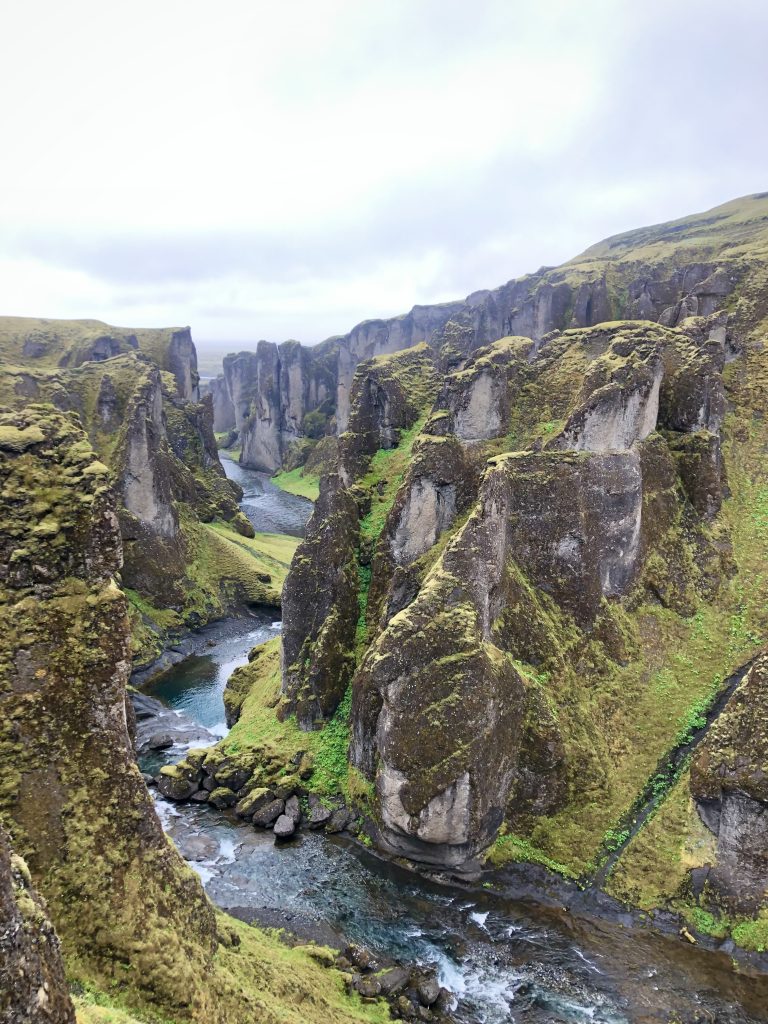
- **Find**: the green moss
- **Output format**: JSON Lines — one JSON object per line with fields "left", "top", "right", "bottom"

{"left": 484, "top": 828, "right": 578, "bottom": 880}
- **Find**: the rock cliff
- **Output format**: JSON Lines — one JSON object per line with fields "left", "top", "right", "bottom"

{"left": 0, "top": 406, "right": 392, "bottom": 1024}
{"left": 0, "top": 317, "right": 287, "bottom": 667}
{"left": 224, "top": 193, "right": 768, "bottom": 951}
{"left": 0, "top": 824, "right": 75, "bottom": 1024}
{"left": 214, "top": 195, "right": 757, "bottom": 473}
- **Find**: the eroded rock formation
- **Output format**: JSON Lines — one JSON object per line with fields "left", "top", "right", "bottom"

{"left": 0, "top": 825, "right": 75, "bottom": 1024}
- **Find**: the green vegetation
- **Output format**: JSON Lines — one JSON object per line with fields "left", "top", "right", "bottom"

{"left": 485, "top": 829, "right": 578, "bottom": 880}
{"left": 359, "top": 419, "right": 426, "bottom": 544}
{"left": 272, "top": 465, "right": 320, "bottom": 501}
{"left": 307, "top": 686, "right": 353, "bottom": 796}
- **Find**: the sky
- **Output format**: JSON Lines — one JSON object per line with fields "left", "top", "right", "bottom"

{"left": 0, "top": 0, "right": 766, "bottom": 358}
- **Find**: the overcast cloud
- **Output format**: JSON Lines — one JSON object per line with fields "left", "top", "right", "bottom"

{"left": 0, "top": 0, "right": 766, "bottom": 354}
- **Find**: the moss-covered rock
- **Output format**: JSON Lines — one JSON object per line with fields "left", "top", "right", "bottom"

{"left": 0, "top": 824, "right": 75, "bottom": 1024}
{"left": 0, "top": 405, "right": 388, "bottom": 1024}
{"left": 281, "top": 476, "right": 360, "bottom": 728}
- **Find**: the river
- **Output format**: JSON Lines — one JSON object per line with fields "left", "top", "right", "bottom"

{"left": 139, "top": 463, "right": 768, "bottom": 1024}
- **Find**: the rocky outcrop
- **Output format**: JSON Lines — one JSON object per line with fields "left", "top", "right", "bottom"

{"left": 221, "top": 340, "right": 337, "bottom": 472}
{"left": 0, "top": 823, "right": 75, "bottom": 1024}
{"left": 0, "top": 320, "right": 263, "bottom": 664}
{"left": 334, "top": 303, "right": 463, "bottom": 431}
{"left": 119, "top": 367, "right": 178, "bottom": 539}
{"left": 209, "top": 373, "right": 236, "bottom": 432}
{"left": 690, "top": 655, "right": 768, "bottom": 912}
{"left": 339, "top": 344, "right": 439, "bottom": 483}
{"left": 212, "top": 196, "right": 763, "bottom": 470}
{"left": 0, "top": 825, "right": 75, "bottom": 1024}
{"left": 286, "top": 315, "right": 736, "bottom": 868}
{"left": 0, "top": 407, "right": 223, "bottom": 1014}
{"left": 165, "top": 327, "right": 200, "bottom": 401}
{"left": 280, "top": 475, "right": 360, "bottom": 728}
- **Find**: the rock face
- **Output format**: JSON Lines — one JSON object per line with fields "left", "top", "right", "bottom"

{"left": 0, "top": 825, "right": 75, "bottom": 1024}
{"left": 0, "top": 409, "right": 412, "bottom": 1023}
{"left": 272, "top": 303, "right": 745, "bottom": 870}
{"left": 280, "top": 475, "right": 360, "bottom": 728}
{"left": 218, "top": 339, "right": 337, "bottom": 471}
{"left": 0, "top": 407, "right": 225, "bottom": 1016}
{"left": 210, "top": 196, "right": 760, "bottom": 473}
{"left": 690, "top": 655, "right": 768, "bottom": 912}
{"left": 0, "top": 319, "right": 264, "bottom": 666}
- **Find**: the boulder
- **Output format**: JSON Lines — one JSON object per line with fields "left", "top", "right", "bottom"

{"left": 208, "top": 787, "right": 237, "bottom": 809}
{"left": 377, "top": 966, "right": 411, "bottom": 996}
{"left": 285, "top": 794, "right": 301, "bottom": 823}
{"left": 273, "top": 814, "right": 296, "bottom": 840}
{"left": 326, "top": 806, "right": 356, "bottom": 834}
{"left": 416, "top": 974, "right": 440, "bottom": 1006}
{"left": 356, "top": 975, "right": 382, "bottom": 998}
{"left": 157, "top": 762, "right": 202, "bottom": 801}
{"left": 252, "top": 799, "right": 285, "bottom": 828}
{"left": 147, "top": 731, "right": 174, "bottom": 750}
{"left": 307, "top": 803, "right": 332, "bottom": 829}
{"left": 234, "top": 787, "right": 274, "bottom": 819}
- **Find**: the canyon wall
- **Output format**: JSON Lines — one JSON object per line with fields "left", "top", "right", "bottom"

{"left": 216, "top": 196, "right": 750, "bottom": 470}
{"left": 225, "top": 193, "right": 768, "bottom": 950}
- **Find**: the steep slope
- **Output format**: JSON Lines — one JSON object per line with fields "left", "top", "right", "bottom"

{"left": 0, "top": 405, "right": 389, "bottom": 1024}
{"left": 219, "top": 193, "right": 768, "bottom": 951}
{"left": 0, "top": 824, "right": 75, "bottom": 1024}
{"left": 214, "top": 193, "right": 768, "bottom": 466}
{"left": 0, "top": 317, "right": 292, "bottom": 667}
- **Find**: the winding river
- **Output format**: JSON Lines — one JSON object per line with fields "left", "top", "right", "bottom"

{"left": 139, "top": 462, "right": 768, "bottom": 1024}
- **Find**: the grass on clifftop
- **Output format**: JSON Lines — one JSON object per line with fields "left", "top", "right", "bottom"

{"left": 272, "top": 465, "right": 320, "bottom": 501}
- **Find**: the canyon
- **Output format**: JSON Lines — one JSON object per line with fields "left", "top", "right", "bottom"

{"left": 2, "top": 193, "right": 768, "bottom": 1023}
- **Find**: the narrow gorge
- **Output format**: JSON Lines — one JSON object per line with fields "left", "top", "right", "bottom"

{"left": 3, "top": 193, "right": 768, "bottom": 1024}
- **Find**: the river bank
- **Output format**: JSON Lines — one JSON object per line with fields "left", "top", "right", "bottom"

{"left": 132, "top": 461, "right": 768, "bottom": 1023}
{"left": 137, "top": 614, "right": 768, "bottom": 1024}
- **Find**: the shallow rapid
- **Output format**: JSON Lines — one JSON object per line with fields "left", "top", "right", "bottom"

{"left": 142, "top": 465, "right": 768, "bottom": 1024}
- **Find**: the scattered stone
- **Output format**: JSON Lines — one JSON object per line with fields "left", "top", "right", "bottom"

{"left": 273, "top": 775, "right": 298, "bottom": 800}
{"left": 395, "top": 995, "right": 414, "bottom": 1019}
{"left": 185, "top": 748, "right": 208, "bottom": 769}
{"left": 190, "top": 790, "right": 209, "bottom": 802}
{"left": 434, "top": 988, "right": 454, "bottom": 1013}
{"left": 252, "top": 798, "right": 285, "bottom": 827}
{"left": 202, "top": 776, "right": 217, "bottom": 792}
{"left": 146, "top": 732, "right": 174, "bottom": 750}
{"left": 306, "top": 795, "right": 333, "bottom": 829}
{"left": 326, "top": 806, "right": 355, "bottom": 834}
{"left": 378, "top": 966, "right": 411, "bottom": 996}
{"left": 208, "top": 786, "right": 237, "bottom": 809}
{"left": 347, "top": 943, "right": 379, "bottom": 972}
{"left": 273, "top": 814, "right": 296, "bottom": 840}
{"left": 285, "top": 794, "right": 301, "bottom": 823}
{"left": 156, "top": 762, "right": 201, "bottom": 801}
{"left": 234, "top": 787, "right": 274, "bottom": 819}
{"left": 356, "top": 975, "right": 382, "bottom": 998}
{"left": 416, "top": 975, "right": 440, "bottom": 1006}
{"left": 141, "top": 772, "right": 156, "bottom": 787}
